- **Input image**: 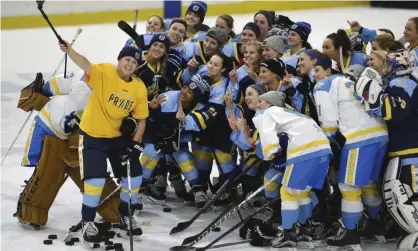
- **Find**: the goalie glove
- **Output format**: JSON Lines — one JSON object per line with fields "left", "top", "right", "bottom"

{"left": 354, "top": 67, "right": 384, "bottom": 108}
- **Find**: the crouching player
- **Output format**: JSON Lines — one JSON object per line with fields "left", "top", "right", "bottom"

{"left": 15, "top": 71, "right": 121, "bottom": 229}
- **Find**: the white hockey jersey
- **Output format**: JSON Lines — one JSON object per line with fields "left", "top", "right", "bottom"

{"left": 313, "top": 75, "right": 388, "bottom": 148}
{"left": 252, "top": 106, "right": 331, "bottom": 163}
{"left": 35, "top": 70, "right": 91, "bottom": 140}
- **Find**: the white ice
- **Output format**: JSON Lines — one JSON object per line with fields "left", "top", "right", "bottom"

{"left": 1, "top": 6, "right": 416, "bottom": 251}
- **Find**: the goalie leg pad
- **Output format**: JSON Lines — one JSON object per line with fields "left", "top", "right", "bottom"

{"left": 17, "top": 73, "right": 49, "bottom": 112}
{"left": 63, "top": 130, "right": 80, "bottom": 168}
{"left": 66, "top": 167, "right": 120, "bottom": 223}
{"left": 16, "top": 135, "right": 68, "bottom": 226}
{"left": 384, "top": 157, "right": 418, "bottom": 234}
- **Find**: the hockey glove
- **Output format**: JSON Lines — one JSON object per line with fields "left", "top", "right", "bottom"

{"left": 121, "top": 140, "right": 144, "bottom": 163}
{"left": 250, "top": 222, "right": 279, "bottom": 246}
{"left": 273, "top": 14, "right": 294, "bottom": 28}
{"left": 120, "top": 117, "right": 138, "bottom": 137}
{"left": 64, "top": 111, "right": 82, "bottom": 134}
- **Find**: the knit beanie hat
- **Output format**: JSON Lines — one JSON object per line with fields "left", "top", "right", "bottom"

{"left": 289, "top": 21, "right": 312, "bottom": 41}
{"left": 149, "top": 33, "right": 171, "bottom": 51}
{"left": 243, "top": 22, "right": 261, "bottom": 37}
{"left": 186, "top": 1, "right": 208, "bottom": 23}
{"left": 262, "top": 35, "right": 286, "bottom": 55}
{"left": 118, "top": 46, "right": 142, "bottom": 64}
{"left": 206, "top": 27, "right": 228, "bottom": 45}
{"left": 259, "top": 91, "right": 286, "bottom": 107}
{"left": 260, "top": 58, "right": 286, "bottom": 78}
{"left": 248, "top": 84, "right": 266, "bottom": 95}
{"left": 254, "top": 10, "right": 275, "bottom": 28}
{"left": 282, "top": 56, "right": 298, "bottom": 76}
{"left": 186, "top": 74, "right": 211, "bottom": 104}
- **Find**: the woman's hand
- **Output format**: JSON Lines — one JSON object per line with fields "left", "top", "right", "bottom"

{"left": 59, "top": 40, "right": 70, "bottom": 53}
{"left": 228, "top": 62, "right": 238, "bottom": 84}
{"left": 149, "top": 94, "right": 167, "bottom": 109}
{"left": 236, "top": 117, "right": 247, "bottom": 131}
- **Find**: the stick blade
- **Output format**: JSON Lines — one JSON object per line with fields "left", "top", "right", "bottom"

{"left": 182, "top": 234, "right": 199, "bottom": 246}
{"left": 170, "top": 221, "right": 192, "bottom": 235}
{"left": 169, "top": 246, "right": 196, "bottom": 251}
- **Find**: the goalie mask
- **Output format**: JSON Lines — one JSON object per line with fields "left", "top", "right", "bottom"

{"left": 382, "top": 49, "right": 415, "bottom": 86}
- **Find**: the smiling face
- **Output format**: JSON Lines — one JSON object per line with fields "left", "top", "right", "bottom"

{"left": 287, "top": 30, "right": 302, "bottom": 47}
{"left": 254, "top": 14, "right": 269, "bottom": 37}
{"left": 180, "top": 86, "right": 194, "bottom": 103}
{"left": 148, "top": 41, "right": 166, "bottom": 61}
{"left": 297, "top": 52, "right": 316, "bottom": 76}
{"left": 245, "top": 86, "right": 261, "bottom": 111}
{"left": 404, "top": 20, "right": 418, "bottom": 44}
{"left": 241, "top": 29, "right": 257, "bottom": 45}
{"left": 185, "top": 12, "right": 200, "bottom": 27}
{"left": 203, "top": 36, "right": 220, "bottom": 57}
{"left": 118, "top": 56, "right": 138, "bottom": 79}
{"left": 207, "top": 54, "right": 224, "bottom": 79}
{"left": 168, "top": 23, "right": 186, "bottom": 44}
{"left": 216, "top": 18, "right": 231, "bottom": 38}
{"left": 313, "top": 65, "right": 331, "bottom": 81}
{"left": 259, "top": 66, "right": 277, "bottom": 85}
{"left": 244, "top": 44, "right": 260, "bottom": 66}
{"left": 146, "top": 16, "right": 163, "bottom": 32}
{"left": 367, "top": 53, "right": 385, "bottom": 74}
{"left": 262, "top": 47, "right": 280, "bottom": 60}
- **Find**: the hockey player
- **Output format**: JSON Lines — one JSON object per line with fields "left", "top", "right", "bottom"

{"left": 216, "top": 14, "right": 236, "bottom": 44}
{"left": 146, "top": 15, "right": 165, "bottom": 33}
{"left": 313, "top": 57, "right": 389, "bottom": 251}
{"left": 184, "top": 1, "right": 208, "bottom": 42}
{"left": 371, "top": 34, "right": 405, "bottom": 52}
{"left": 140, "top": 73, "right": 211, "bottom": 207}
{"left": 262, "top": 35, "right": 286, "bottom": 60}
{"left": 59, "top": 42, "right": 148, "bottom": 244}
{"left": 322, "top": 29, "right": 368, "bottom": 80}
{"left": 177, "top": 53, "right": 236, "bottom": 208}
{"left": 222, "top": 22, "right": 261, "bottom": 66}
{"left": 404, "top": 17, "right": 418, "bottom": 79}
{"left": 228, "top": 41, "right": 263, "bottom": 105}
{"left": 254, "top": 10, "right": 275, "bottom": 42}
{"left": 15, "top": 71, "right": 121, "bottom": 228}
{"left": 250, "top": 91, "right": 332, "bottom": 249}
{"left": 282, "top": 21, "right": 312, "bottom": 57}
{"left": 354, "top": 50, "right": 418, "bottom": 250}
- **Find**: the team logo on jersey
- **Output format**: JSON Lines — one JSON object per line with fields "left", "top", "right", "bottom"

{"left": 192, "top": 5, "right": 199, "bottom": 11}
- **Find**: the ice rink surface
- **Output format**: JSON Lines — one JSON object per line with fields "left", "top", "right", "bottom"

{"left": 2, "top": 6, "right": 417, "bottom": 251}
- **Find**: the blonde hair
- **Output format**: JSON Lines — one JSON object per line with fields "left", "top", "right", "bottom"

{"left": 370, "top": 50, "right": 388, "bottom": 72}
{"left": 373, "top": 34, "right": 404, "bottom": 52}
{"left": 245, "top": 41, "right": 263, "bottom": 68}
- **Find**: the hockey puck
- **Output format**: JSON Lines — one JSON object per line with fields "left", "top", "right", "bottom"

{"left": 71, "top": 237, "right": 80, "bottom": 242}
{"left": 65, "top": 240, "right": 74, "bottom": 246}
{"left": 105, "top": 245, "right": 114, "bottom": 250}
{"left": 43, "top": 239, "right": 53, "bottom": 245}
{"left": 105, "top": 240, "right": 113, "bottom": 245}
{"left": 107, "top": 230, "right": 116, "bottom": 235}
{"left": 116, "top": 233, "right": 122, "bottom": 238}
{"left": 113, "top": 243, "right": 123, "bottom": 249}
{"left": 93, "top": 243, "right": 100, "bottom": 248}
{"left": 48, "top": 234, "right": 57, "bottom": 240}
{"left": 213, "top": 227, "right": 221, "bottom": 232}
{"left": 112, "top": 223, "right": 120, "bottom": 228}
{"left": 163, "top": 207, "right": 172, "bottom": 212}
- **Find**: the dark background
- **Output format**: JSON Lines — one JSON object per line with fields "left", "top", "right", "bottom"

{"left": 371, "top": 1, "right": 418, "bottom": 9}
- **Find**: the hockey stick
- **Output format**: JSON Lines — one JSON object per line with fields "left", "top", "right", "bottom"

{"left": 36, "top": 1, "right": 68, "bottom": 77}
{"left": 170, "top": 198, "right": 277, "bottom": 251}
{"left": 1, "top": 28, "right": 82, "bottom": 166}
{"left": 170, "top": 164, "right": 255, "bottom": 235}
{"left": 204, "top": 240, "right": 250, "bottom": 250}
{"left": 211, "top": 149, "right": 244, "bottom": 221}
{"left": 118, "top": 20, "right": 146, "bottom": 49}
{"left": 126, "top": 160, "right": 134, "bottom": 251}
{"left": 133, "top": 10, "right": 139, "bottom": 31}
{"left": 178, "top": 169, "right": 283, "bottom": 246}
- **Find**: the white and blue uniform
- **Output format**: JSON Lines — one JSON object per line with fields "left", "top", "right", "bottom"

{"left": 253, "top": 106, "right": 332, "bottom": 229}
{"left": 314, "top": 75, "right": 389, "bottom": 230}
{"left": 22, "top": 71, "right": 91, "bottom": 166}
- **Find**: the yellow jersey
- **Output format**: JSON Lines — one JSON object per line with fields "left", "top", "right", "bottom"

{"left": 80, "top": 63, "right": 149, "bottom": 138}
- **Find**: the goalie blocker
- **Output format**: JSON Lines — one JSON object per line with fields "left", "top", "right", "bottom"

{"left": 383, "top": 156, "right": 418, "bottom": 250}
{"left": 15, "top": 134, "right": 120, "bottom": 228}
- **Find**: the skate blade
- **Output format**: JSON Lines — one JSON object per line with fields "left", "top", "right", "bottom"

{"left": 116, "top": 232, "right": 142, "bottom": 241}
{"left": 361, "top": 235, "right": 387, "bottom": 243}
{"left": 17, "top": 221, "right": 41, "bottom": 230}
{"left": 327, "top": 244, "right": 362, "bottom": 251}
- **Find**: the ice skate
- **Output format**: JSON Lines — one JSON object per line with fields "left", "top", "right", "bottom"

{"left": 192, "top": 185, "right": 208, "bottom": 209}
{"left": 143, "top": 183, "right": 166, "bottom": 206}
{"left": 327, "top": 219, "right": 362, "bottom": 251}
{"left": 118, "top": 214, "right": 142, "bottom": 241}
{"left": 357, "top": 214, "right": 387, "bottom": 244}
{"left": 82, "top": 221, "right": 108, "bottom": 248}
{"left": 270, "top": 225, "right": 301, "bottom": 251}
{"left": 154, "top": 174, "right": 168, "bottom": 194}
